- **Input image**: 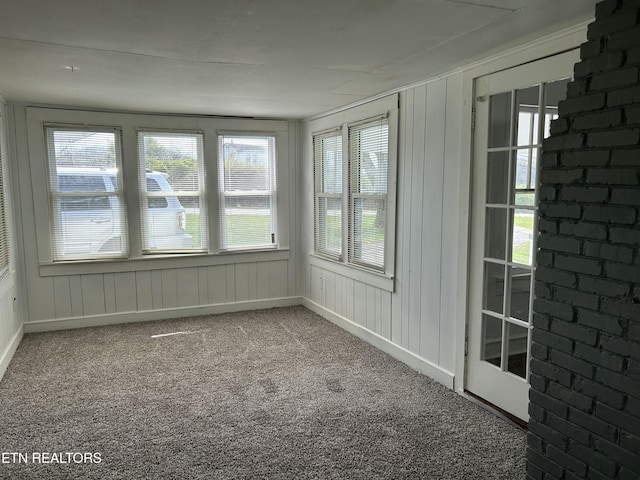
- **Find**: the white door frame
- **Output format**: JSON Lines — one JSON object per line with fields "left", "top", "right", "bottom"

{"left": 465, "top": 50, "right": 580, "bottom": 421}
{"left": 453, "top": 24, "right": 589, "bottom": 399}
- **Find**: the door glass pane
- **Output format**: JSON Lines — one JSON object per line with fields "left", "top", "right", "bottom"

{"left": 509, "top": 267, "right": 531, "bottom": 321}
{"left": 486, "top": 151, "right": 510, "bottom": 205}
{"left": 511, "top": 209, "right": 534, "bottom": 265}
{"left": 514, "top": 149, "right": 537, "bottom": 206}
{"left": 515, "top": 148, "right": 536, "bottom": 190}
{"left": 485, "top": 207, "right": 507, "bottom": 260}
{"left": 483, "top": 262, "right": 505, "bottom": 314}
{"left": 482, "top": 314, "right": 502, "bottom": 368}
{"left": 489, "top": 92, "right": 512, "bottom": 148}
{"left": 543, "top": 79, "right": 569, "bottom": 138}
{"left": 514, "top": 148, "right": 537, "bottom": 206}
{"left": 515, "top": 86, "right": 540, "bottom": 146}
{"left": 506, "top": 322, "right": 529, "bottom": 378}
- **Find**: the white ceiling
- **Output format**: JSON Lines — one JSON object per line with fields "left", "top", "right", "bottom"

{"left": 0, "top": 0, "right": 597, "bottom": 119}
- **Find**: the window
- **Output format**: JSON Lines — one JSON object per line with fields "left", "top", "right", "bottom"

{"left": 45, "top": 127, "right": 127, "bottom": 261}
{"left": 313, "top": 129, "right": 343, "bottom": 259}
{"left": 138, "top": 131, "right": 206, "bottom": 253}
{"left": 312, "top": 102, "right": 395, "bottom": 275}
{"left": 0, "top": 114, "right": 8, "bottom": 279}
{"left": 218, "top": 134, "right": 277, "bottom": 250}
{"left": 29, "top": 108, "right": 289, "bottom": 271}
{"left": 348, "top": 117, "right": 388, "bottom": 270}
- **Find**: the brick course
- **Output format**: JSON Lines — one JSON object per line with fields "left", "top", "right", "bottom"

{"left": 528, "top": 1, "right": 640, "bottom": 479}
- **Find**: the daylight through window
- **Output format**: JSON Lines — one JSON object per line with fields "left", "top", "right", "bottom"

{"left": 219, "top": 134, "right": 277, "bottom": 250}
{"left": 138, "top": 131, "right": 207, "bottom": 253}
{"left": 45, "top": 127, "right": 127, "bottom": 261}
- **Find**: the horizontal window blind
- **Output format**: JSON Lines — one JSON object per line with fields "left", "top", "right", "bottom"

{"left": 348, "top": 118, "right": 389, "bottom": 270}
{"left": 219, "top": 135, "right": 276, "bottom": 250}
{"left": 45, "top": 127, "right": 127, "bottom": 261}
{"left": 0, "top": 115, "right": 8, "bottom": 279}
{"left": 313, "top": 131, "right": 342, "bottom": 259}
{"left": 138, "top": 132, "right": 206, "bottom": 253}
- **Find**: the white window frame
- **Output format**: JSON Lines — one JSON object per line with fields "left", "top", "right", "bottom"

{"left": 313, "top": 127, "right": 343, "bottom": 261}
{"left": 218, "top": 132, "right": 278, "bottom": 252}
{"left": 137, "top": 130, "right": 208, "bottom": 254}
{"left": 25, "top": 107, "right": 290, "bottom": 275}
{"left": 44, "top": 125, "right": 128, "bottom": 262}
{"left": 347, "top": 115, "right": 389, "bottom": 271}
{"left": 309, "top": 94, "right": 398, "bottom": 289}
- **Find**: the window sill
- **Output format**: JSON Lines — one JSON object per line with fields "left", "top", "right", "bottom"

{"left": 309, "top": 253, "right": 394, "bottom": 292}
{"left": 39, "top": 249, "right": 290, "bottom": 277}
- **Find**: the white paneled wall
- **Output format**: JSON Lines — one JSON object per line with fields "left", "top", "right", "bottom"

{"left": 303, "top": 75, "right": 464, "bottom": 388}
{"left": 309, "top": 264, "right": 393, "bottom": 340}
{"left": 0, "top": 275, "right": 21, "bottom": 380}
{"left": 39, "top": 262, "right": 290, "bottom": 322}
{"left": 7, "top": 105, "right": 300, "bottom": 332}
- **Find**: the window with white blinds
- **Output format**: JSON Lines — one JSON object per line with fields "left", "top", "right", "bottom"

{"left": 0, "top": 115, "right": 8, "bottom": 279}
{"left": 313, "top": 130, "right": 343, "bottom": 259}
{"left": 348, "top": 118, "right": 389, "bottom": 271}
{"left": 45, "top": 127, "right": 127, "bottom": 261}
{"left": 219, "top": 134, "right": 277, "bottom": 250}
{"left": 138, "top": 132, "right": 206, "bottom": 253}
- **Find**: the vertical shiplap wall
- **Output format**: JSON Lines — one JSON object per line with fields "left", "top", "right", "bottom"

{"left": 303, "top": 74, "right": 464, "bottom": 384}
{"left": 0, "top": 274, "right": 20, "bottom": 378}
{"left": 7, "top": 106, "right": 300, "bottom": 330}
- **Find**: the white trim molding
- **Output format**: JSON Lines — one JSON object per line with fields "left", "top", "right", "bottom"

{"left": 24, "top": 297, "right": 303, "bottom": 333}
{"left": 303, "top": 297, "right": 455, "bottom": 389}
{"left": 0, "top": 325, "right": 22, "bottom": 382}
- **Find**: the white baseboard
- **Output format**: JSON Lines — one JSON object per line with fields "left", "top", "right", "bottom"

{"left": 302, "top": 298, "right": 455, "bottom": 389}
{"left": 24, "top": 297, "right": 303, "bottom": 333}
{"left": 0, "top": 325, "right": 23, "bottom": 383}
{"left": 21, "top": 296, "right": 455, "bottom": 391}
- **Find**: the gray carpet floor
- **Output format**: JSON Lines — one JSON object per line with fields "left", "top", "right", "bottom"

{"left": 0, "top": 306, "right": 526, "bottom": 479}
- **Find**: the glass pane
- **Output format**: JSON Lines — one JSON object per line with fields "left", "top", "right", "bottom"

{"left": 483, "top": 262, "right": 505, "bottom": 314}
{"left": 222, "top": 195, "right": 273, "bottom": 248}
{"left": 515, "top": 192, "right": 535, "bottom": 207}
{"left": 515, "top": 86, "right": 540, "bottom": 146}
{"left": 513, "top": 148, "right": 537, "bottom": 206}
{"left": 486, "top": 151, "right": 509, "bottom": 205}
{"left": 509, "top": 267, "right": 531, "bottom": 322}
{"left": 317, "top": 196, "right": 342, "bottom": 257}
{"left": 219, "top": 135, "right": 276, "bottom": 250}
{"left": 351, "top": 197, "right": 385, "bottom": 269}
{"left": 489, "top": 92, "right": 512, "bottom": 148}
{"left": 482, "top": 314, "right": 502, "bottom": 368}
{"left": 47, "top": 128, "right": 127, "bottom": 260}
{"left": 321, "top": 135, "right": 342, "bottom": 194}
{"left": 485, "top": 207, "right": 507, "bottom": 260}
{"left": 221, "top": 136, "right": 274, "bottom": 192}
{"left": 178, "top": 196, "right": 203, "bottom": 249}
{"left": 506, "top": 322, "right": 529, "bottom": 378}
{"left": 543, "top": 79, "right": 569, "bottom": 138}
{"left": 139, "top": 132, "right": 205, "bottom": 252}
{"left": 350, "top": 121, "right": 388, "bottom": 195}
{"left": 511, "top": 209, "right": 534, "bottom": 265}
{"left": 515, "top": 149, "right": 532, "bottom": 190}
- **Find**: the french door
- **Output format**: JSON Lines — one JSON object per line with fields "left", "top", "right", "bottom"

{"left": 466, "top": 50, "right": 579, "bottom": 421}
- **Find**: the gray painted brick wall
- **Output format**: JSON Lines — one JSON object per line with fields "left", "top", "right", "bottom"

{"left": 528, "top": 0, "right": 640, "bottom": 478}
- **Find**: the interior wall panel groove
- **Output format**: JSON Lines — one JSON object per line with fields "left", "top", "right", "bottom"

{"left": 303, "top": 75, "right": 462, "bottom": 379}
{"left": 8, "top": 109, "right": 300, "bottom": 327}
